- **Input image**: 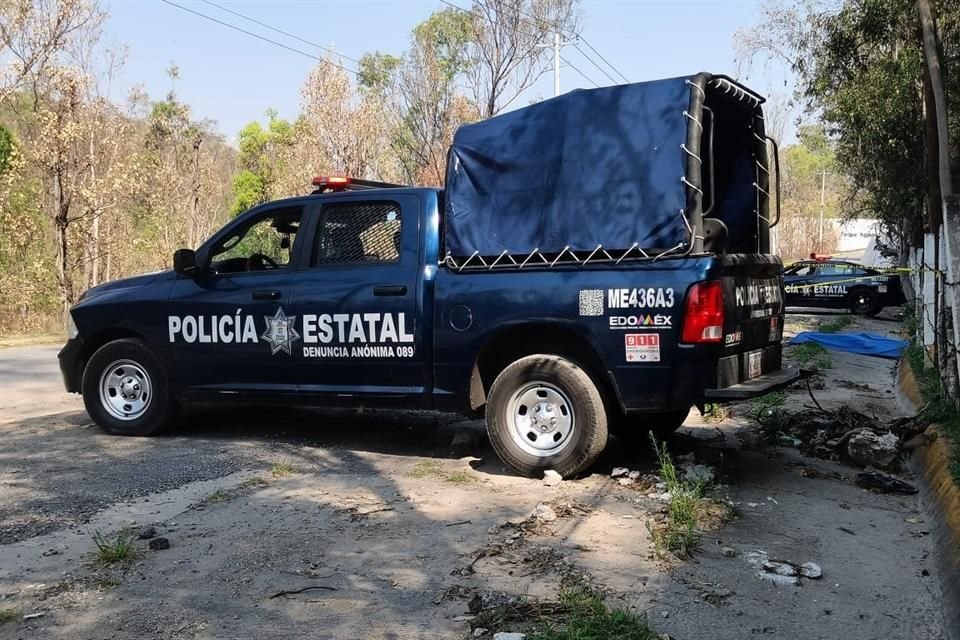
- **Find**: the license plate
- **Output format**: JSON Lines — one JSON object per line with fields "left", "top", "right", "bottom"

{"left": 747, "top": 350, "right": 763, "bottom": 380}
{"left": 878, "top": 284, "right": 888, "bottom": 293}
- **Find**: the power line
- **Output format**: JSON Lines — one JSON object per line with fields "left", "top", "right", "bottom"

{"left": 572, "top": 42, "right": 619, "bottom": 85}
{"left": 158, "top": 0, "right": 359, "bottom": 76}
{"left": 437, "top": 0, "right": 605, "bottom": 90}
{"left": 197, "top": 0, "right": 363, "bottom": 67}
{"left": 578, "top": 38, "right": 630, "bottom": 84}
{"left": 559, "top": 54, "right": 599, "bottom": 88}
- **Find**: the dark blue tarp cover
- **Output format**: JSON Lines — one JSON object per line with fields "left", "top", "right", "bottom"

{"left": 790, "top": 332, "right": 908, "bottom": 359}
{"left": 445, "top": 76, "right": 693, "bottom": 258}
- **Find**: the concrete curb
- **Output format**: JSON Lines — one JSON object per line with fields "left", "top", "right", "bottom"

{"left": 897, "top": 360, "right": 960, "bottom": 639}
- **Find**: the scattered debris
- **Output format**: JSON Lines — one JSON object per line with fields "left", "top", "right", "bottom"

{"left": 137, "top": 526, "right": 157, "bottom": 540}
{"left": 269, "top": 585, "right": 338, "bottom": 599}
{"left": 611, "top": 467, "right": 629, "bottom": 478}
{"left": 847, "top": 431, "right": 899, "bottom": 469}
{"left": 744, "top": 551, "right": 822, "bottom": 586}
{"left": 493, "top": 632, "right": 526, "bottom": 640}
{"left": 446, "top": 520, "right": 472, "bottom": 527}
{"left": 682, "top": 464, "right": 715, "bottom": 485}
{"left": 468, "top": 593, "right": 484, "bottom": 614}
{"left": 532, "top": 504, "right": 557, "bottom": 524}
{"left": 474, "top": 628, "right": 489, "bottom": 637}
{"left": 617, "top": 477, "right": 634, "bottom": 486}
{"left": 542, "top": 470, "right": 563, "bottom": 486}
{"left": 721, "top": 547, "right": 737, "bottom": 558}
{"left": 837, "top": 526, "right": 856, "bottom": 536}
{"left": 148, "top": 537, "right": 170, "bottom": 551}
{"left": 22, "top": 612, "right": 46, "bottom": 620}
{"left": 855, "top": 471, "right": 918, "bottom": 495}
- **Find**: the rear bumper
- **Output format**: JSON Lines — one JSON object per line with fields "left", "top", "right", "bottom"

{"left": 704, "top": 367, "right": 800, "bottom": 400}
{"left": 58, "top": 338, "right": 83, "bottom": 393}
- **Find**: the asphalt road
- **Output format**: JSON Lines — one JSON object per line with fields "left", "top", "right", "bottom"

{"left": 0, "top": 316, "right": 949, "bottom": 640}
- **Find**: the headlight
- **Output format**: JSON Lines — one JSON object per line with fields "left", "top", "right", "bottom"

{"left": 66, "top": 312, "right": 79, "bottom": 340}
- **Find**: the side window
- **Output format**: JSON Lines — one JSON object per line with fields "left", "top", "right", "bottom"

{"left": 789, "top": 263, "right": 816, "bottom": 277}
{"left": 819, "top": 263, "right": 851, "bottom": 277}
{"left": 314, "top": 201, "right": 402, "bottom": 265}
{"left": 209, "top": 206, "right": 303, "bottom": 274}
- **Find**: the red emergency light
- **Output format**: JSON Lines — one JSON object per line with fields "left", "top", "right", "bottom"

{"left": 312, "top": 176, "right": 351, "bottom": 191}
{"left": 809, "top": 253, "right": 833, "bottom": 261}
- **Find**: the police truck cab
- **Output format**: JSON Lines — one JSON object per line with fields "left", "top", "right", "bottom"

{"left": 60, "top": 73, "right": 799, "bottom": 478}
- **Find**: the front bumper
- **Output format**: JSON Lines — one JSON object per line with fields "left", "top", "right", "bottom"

{"left": 58, "top": 338, "right": 84, "bottom": 393}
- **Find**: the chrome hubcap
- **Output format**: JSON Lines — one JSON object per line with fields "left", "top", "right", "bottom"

{"left": 99, "top": 359, "right": 152, "bottom": 421}
{"left": 506, "top": 381, "right": 575, "bottom": 458}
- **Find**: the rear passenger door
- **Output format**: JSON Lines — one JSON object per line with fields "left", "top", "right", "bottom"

{"left": 288, "top": 194, "right": 425, "bottom": 398}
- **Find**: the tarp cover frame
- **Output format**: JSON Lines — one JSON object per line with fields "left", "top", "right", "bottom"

{"left": 442, "top": 72, "right": 769, "bottom": 271}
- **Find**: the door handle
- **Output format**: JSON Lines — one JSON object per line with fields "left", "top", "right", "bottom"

{"left": 373, "top": 285, "right": 407, "bottom": 297}
{"left": 252, "top": 290, "right": 281, "bottom": 301}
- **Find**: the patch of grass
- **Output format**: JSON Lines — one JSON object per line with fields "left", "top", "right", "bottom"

{"left": 201, "top": 488, "right": 231, "bottom": 504}
{"left": 270, "top": 461, "right": 296, "bottom": 478}
{"left": 647, "top": 433, "right": 708, "bottom": 557}
{"left": 789, "top": 342, "right": 832, "bottom": 369}
{"left": 444, "top": 470, "right": 475, "bottom": 484}
{"left": 819, "top": 315, "right": 853, "bottom": 333}
{"left": 0, "top": 608, "right": 19, "bottom": 623}
{"left": 409, "top": 460, "right": 474, "bottom": 484}
{"left": 750, "top": 390, "right": 786, "bottom": 415}
{"left": 239, "top": 477, "right": 269, "bottom": 490}
{"left": 906, "top": 340, "right": 960, "bottom": 484}
{"left": 529, "top": 588, "right": 656, "bottom": 640}
{"left": 701, "top": 402, "right": 728, "bottom": 423}
{"left": 91, "top": 530, "right": 138, "bottom": 566}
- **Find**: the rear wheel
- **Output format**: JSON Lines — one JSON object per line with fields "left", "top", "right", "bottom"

{"left": 848, "top": 289, "right": 879, "bottom": 316}
{"left": 82, "top": 339, "right": 177, "bottom": 436}
{"left": 485, "top": 354, "right": 608, "bottom": 478}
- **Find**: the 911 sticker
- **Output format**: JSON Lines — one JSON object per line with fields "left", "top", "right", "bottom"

{"left": 625, "top": 333, "right": 660, "bottom": 362}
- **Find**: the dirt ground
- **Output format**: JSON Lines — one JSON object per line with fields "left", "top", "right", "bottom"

{"left": 0, "top": 311, "right": 948, "bottom": 640}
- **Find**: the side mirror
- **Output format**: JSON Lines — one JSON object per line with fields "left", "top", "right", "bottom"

{"left": 173, "top": 249, "right": 198, "bottom": 276}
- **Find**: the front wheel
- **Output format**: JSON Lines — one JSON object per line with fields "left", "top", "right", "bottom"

{"left": 849, "top": 289, "right": 879, "bottom": 316}
{"left": 485, "top": 354, "right": 608, "bottom": 478}
{"left": 81, "top": 338, "right": 177, "bottom": 436}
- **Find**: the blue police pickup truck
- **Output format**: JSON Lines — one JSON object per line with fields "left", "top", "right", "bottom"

{"left": 783, "top": 258, "right": 906, "bottom": 316}
{"left": 59, "top": 73, "right": 798, "bottom": 477}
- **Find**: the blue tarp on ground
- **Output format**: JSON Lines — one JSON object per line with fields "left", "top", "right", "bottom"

{"left": 789, "top": 332, "right": 908, "bottom": 359}
{"left": 444, "top": 76, "right": 693, "bottom": 258}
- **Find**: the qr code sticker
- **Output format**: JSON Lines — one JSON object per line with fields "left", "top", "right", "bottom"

{"left": 579, "top": 289, "right": 604, "bottom": 316}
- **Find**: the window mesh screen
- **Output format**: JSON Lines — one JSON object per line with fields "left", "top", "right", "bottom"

{"left": 315, "top": 202, "right": 402, "bottom": 265}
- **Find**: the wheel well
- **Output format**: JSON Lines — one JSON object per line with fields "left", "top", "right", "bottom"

{"left": 79, "top": 328, "right": 144, "bottom": 375}
{"left": 469, "top": 324, "right": 614, "bottom": 412}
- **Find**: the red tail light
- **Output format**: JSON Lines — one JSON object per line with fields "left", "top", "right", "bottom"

{"left": 681, "top": 281, "right": 725, "bottom": 344}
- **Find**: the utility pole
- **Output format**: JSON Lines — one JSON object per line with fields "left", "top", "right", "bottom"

{"left": 538, "top": 32, "right": 575, "bottom": 97}
{"left": 818, "top": 170, "right": 826, "bottom": 253}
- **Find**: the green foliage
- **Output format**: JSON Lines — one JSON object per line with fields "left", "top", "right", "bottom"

{"left": 230, "top": 169, "right": 267, "bottom": 216}
{"left": 412, "top": 8, "right": 474, "bottom": 81}
{"left": 358, "top": 52, "right": 402, "bottom": 93}
{"left": 789, "top": 342, "right": 832, "bottom": 368}
{"left": 0, "top": 608, "right": 18, "bottom": 623}
{"left": 530, "top": 588, "right": 656, "bottom": 640}
{"left": 819, "top": 314, "right": 853, "bottom": 333}
{"left": 0, "top": 125, "right": 13, "bottom": 176}
{"left": 906, "top": 340, "right": 960, "bottom": 484}
{"left": 91, "top": 529, "right": 139, "bottom": 566}
{"left": 648, "top": 433, "right": 707, "bottom": 557}
{"left": 231, "top": 112, "right": 294, "bottom": 215}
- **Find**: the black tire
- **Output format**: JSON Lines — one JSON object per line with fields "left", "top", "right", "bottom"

{"left": 485, "top": 354, "right": 608, "bottom": 478}
{"left": 848, "top": 289, "right": 879, "bottom": 316}
{"left": 81, "top": 338, "right": 177, "bottom": 436}
{"left": 612, "top": 408, "right": 690, "bottom": 443}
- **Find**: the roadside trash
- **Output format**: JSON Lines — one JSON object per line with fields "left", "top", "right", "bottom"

{"left": 542, "top": 470, "right": 563, "bottom": 486}
{"left": 611, "top": 467, "right": 629, "bottom": 478}
{"left": 745, "top": 550, "right": 823, "bottom": 586}
{"left": 493, "top": 633, "right": 525, "bottom": 640}
{"left": 148, "top": 537, "right": 170, "bottom": 551}
{"left": 532, "top": 503, "right": 557, "bottom": 523}
{"left": 23, "top": 612, "right": 46, "bottom": 620}
{"left": 855, "top": 470, "right": 918, "bottom": 494}
{"left": 721, "top": 547, "right": 737, "bottom": 558}
{"left": 847, "top": 431, "right": 899, "bottom": 469}
{"left": 473, "top": 628, "right": 488, "bottom": 637}
{"left": 682, "top": 464, "right": 715, "bottom": 484}
{"left": 137, "top": 526, "right": 157, "bottom": 540}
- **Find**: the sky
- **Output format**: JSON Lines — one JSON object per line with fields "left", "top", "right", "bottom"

{"left": 102, "top": 0, "right": 796, "bottom": 144}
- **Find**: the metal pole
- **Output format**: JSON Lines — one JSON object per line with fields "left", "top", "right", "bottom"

{"left": 819, "top": 170, "right": 826, "bottom": 252}
{"left": 553, "top": 32, "right": 561, "bottom": 97}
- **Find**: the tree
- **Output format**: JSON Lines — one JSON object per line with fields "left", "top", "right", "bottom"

{"left": 464, "top": 0, "right": 579, "bottom": 118}
{"left": 231, "top": 112, "right": 294, "bottom": 214}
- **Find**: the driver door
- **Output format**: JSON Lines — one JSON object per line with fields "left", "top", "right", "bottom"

{"left": 166, "top": 201, "right": 314, "bottom": 395}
